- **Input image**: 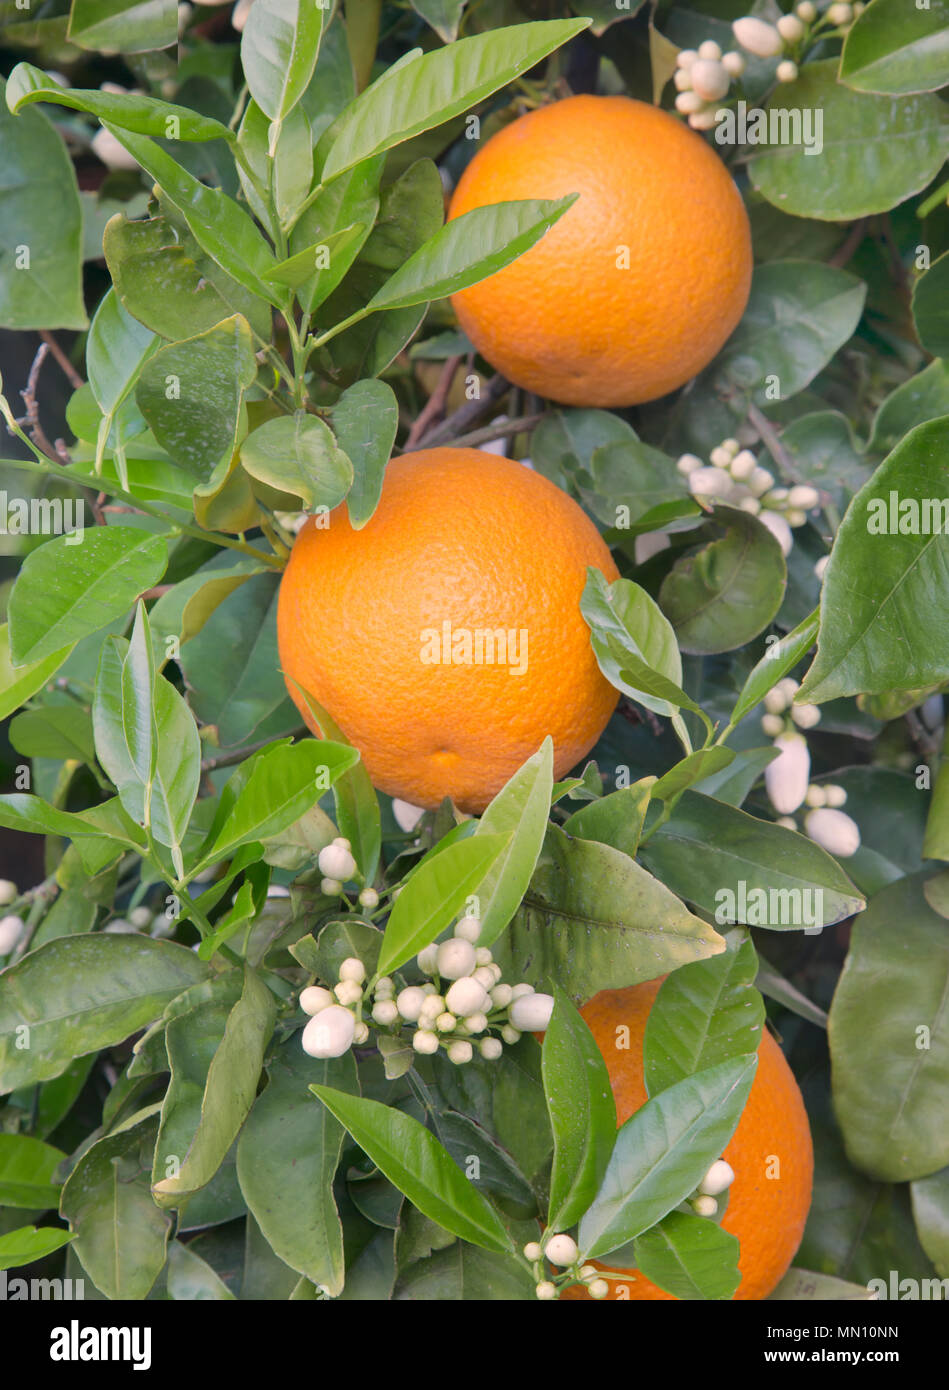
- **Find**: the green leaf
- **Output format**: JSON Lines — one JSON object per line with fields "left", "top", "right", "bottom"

{"left": 196, "top": 881, "right": 257, "bottom": 962}
{"left": 6, "top": 62, "right": 231, "bottom": 140}
{"left": 0, "top": 76, "right": 86, "bottom": 330}
{"left": 167, "top": 1239, "right": 236, "bottom": 1300}
{"left": 136, "top": 316, "right": 258, "bottom": 481}
{"left": 394, "top": 1241, "right": 535, "bottom": 1300}
{"left": 67, "top": 0, "right": 177, "bottom": 52}
{"left": 749, "top": 61, "right": 949, "bottom": 220}
{"left": 266, "top": 223, "right": 366, "bottom": 290}
{"left": 828, "top": 870, "right": 949, "bottom": 1182}
{"left": 60, "top": 1112, "right": 171, "bottom": 1299}
{"left": 8, "top": 526, "right": 167, "bottom": 666}
{"left": 199, "top": 739, "right": 359, "bottom": 868}
{"left": 153, "top": 969, "right": 276, "bottom": 1206}
{"left": 86, "top": 287, "right": 156, "bottom": 421}
{"left": 313, "top": 919, "right": 383, "bottom": 986}
{"left": 321, "top": 18, "right": 589, "bottom": 181}
{"left": 311, "top": 1086, "right": 514, "bottom": 1253}
{"left": 9, "top": 703, "right": 97, "bottom": 765}
{"left": 286, "top": 154, "right": 383, "bottom": 313}
{"left": 543, "top": 985, "right": 616, "bottom": 1233}
{"left": 798, "top": 418, "right": 949, "bottom": 702}
{"left": 659, "top": 507, "right": 786, "bottom": 656}
{"left": 578, "top": 1056, "right": 757, "bottom": 1259}
{"left": 410, "top": 0, "right": 467, "bottom": 43}
{"left": 366, "top": 197, "right": 575, "bottom": 311}
{"left": 562, "top": 780, "right": 654, "bottom": 859}
{"left": 0, "top": 625, "right": 74, "bottom": 723}
{"left": 644, "top": 934, "right": 764, "bottom": 1095}
{"left": 761, "top": 411, "right": 872, "bottom": 516}
{"left": 241, "top": 0, "right": 325, "bottom": 146}
{"left": 378, "top": 834, "right": 511, "bottom": 975}
{"left": 910, "top": 1166, "right": 949, "bottom": 1277}
{"left": 912, "top": 250, "right": 949, "bottom": 359}
{"left": 639, "top": 791, "right": 865, "bottom": 930}
{"left": 0, "top": 935, "right": 209, "bottom": 1092}
{"left": 100, "top": 124, "right": 285, "bottom": 307}
{"left": 769, "top": 1268, "right": 880, "bottom": 1300}
{"left": 580, "top": 570, "right": 689, "bottom": 719}
{"left": 633, "top": 1211, "right": 741, "bottom": 1301}
{"left": 330, "top": 379, "right": 399, "bottom": 529}
{"left": 0, "top": 1134, "right": 66, "bottom": 1209}
{"left": 474, "top": 739, "right": 553, "bottom": 947}
{"left": 0, "top": 1225, "right": 74, "bottom": 1271}
{"left": 652, "top": 748, "right": 735, "bottom": 802}
{"left": 869, "top": 359, "right": 949, "bottom": 455}
{"left": 589, "top": 436, "right": 689, "bottom": 528}
{"left": 840, "top": 0, "right": 949, "bottom": 95}
{"left": 492, "top": 826, "right": 725, "bottom": 999}
{"left": 730, "top": 609, "right": 820, "bottom": 727}
{"left": 0, "top": 792, "right": 144, "bottom": 852}
{"left": 240, "top": 413, "right": 354, "bottom": 510}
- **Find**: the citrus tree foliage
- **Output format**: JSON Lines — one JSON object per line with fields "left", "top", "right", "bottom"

{"left": 0, "top": 0, "right": 946, "bottom": 1303}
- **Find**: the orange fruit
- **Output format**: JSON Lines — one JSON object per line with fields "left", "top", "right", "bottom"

{"left": 448, "top": 95, "right": 752, "bottom": 408}
{"left": 560, "top": 979, "right": 813, "bottom": 1301}
{"left": 276, "top": 447, "right": 619, "bottom": 813}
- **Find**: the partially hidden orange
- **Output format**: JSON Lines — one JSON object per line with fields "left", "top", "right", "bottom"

{"left": 276, "top": 447, "right": 619, "bottom": 813}
{"left": 560, "top": 979, "right": 813, "bottom": 1300}
{"left": 448, "top": 95, "right": 752, "bottom": 408}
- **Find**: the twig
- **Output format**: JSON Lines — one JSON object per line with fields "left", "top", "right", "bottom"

{"left": 403, "top": 356, "right": 462, "bottom": 449}
{"left": 200, "top": 728, "right": 307, "bottom": 772}
{"left": 404, "top": 373, "right": 510, "bottom": 451}
{"left": 17, "top": 343, "right": 65, "bottom": 463}
{"left": 746, "top": 403, "right": 801, "bottom": 483}
{"left": 445, "top": 412, "right": 546, "bottom": 451}
{"left": 39, "top": 330, "right": 83, "bottom": 390}
{"left": 828, "top": 218, "right": 868, "bottom": 270}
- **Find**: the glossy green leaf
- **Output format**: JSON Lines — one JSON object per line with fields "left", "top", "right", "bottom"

{"left": 0, "top": 1225, "right": 74, "bottom": 1271}
{"left": 167, "top": 1239, "right": 236, "bottom": 1300}
{"left": 578, "top": 1056, "right": 757, "bottom": 1258}
{"left": 67, "top": 0, "right": 177, "bottom": 52}
{"left": 394, "top": 1240, "right": 535, "bottom": 1299}
{"left": 640, "top": 792, "right": 865, "bottom": 930}
{"left": 840, "top": 0, "right": 949, "bottom": 95}
{"left": 61, "top": 1113, "right": 170, "bottom": 1300}
{"left": 869, "top": 359, "right": 949, "bottom": 455}
{"left": 241, "top": 0, "right": 325, "bottom": 142}
{"left": 8, "top": 527, "right": 167, "bottom": 666}
{"left": 286, "top": 154, "right": 383, "bottom": 312}
{"left": 474, "top": 738, "right": 553, "bottom": 947}
{"left": 799, "top": 418, "right": 949, "bottom": 702}
{"left": 730, "top": 609, "right": 820, "bottom": 726}
{"left": 644, "top": 934, "right": 764, "bottom": 1096}
{"left": 0, "top": 76, "right": 85, "bottom": 330}
{"left": 659, "top": 507, "right": 786, "bottom": 656}
{"left": 378, "top": 834, "right": 510, "bottom": 975}
{"left": 0, "top": 625, "right": 74, "bottom": 722}
{"left": 769, "top": 1268, "right": 880, "bottom": 1300}
{"left": 749, "top": 62, "right": 949, "bottom": 220}
{"left": 311, "top": 1086, "right": 514, "bottom": 1253}
{"left": 581, "top": 570, "right": 687, "bottom": 718}
{"left": 828, "top": 870, "right": 949, "bottom": 1182}
{"left": 652, "top": 748, "right": 735, "bottom": 802}
{"left": 321, "top": 18, "right": 588, "bottom": 181}
{"left": 633, "top": 1210, "right": 741, "bottom": 1301}
{"left": 6, "top": 62, "right": 231, "bottom": 140}
{"left": 240, "top": 413, "right": 354, "bottom": 510}
{"left": 330, "top": 378, "right": 399, "bottom": 529}
{"left": 0, "top": 935, "right": 208, "bottom": 1092}
{"left": 492, "top": 826, "right": 725, "bottom": 999}
{"left": 86, "top": 287, "right": 157, "bottom": 428}
{"left": 543, "top": 985, "right": 616, "bottom": 1233}
{"left": 0, "top": 1134, "right": 66, "bottom": 1209}
{"left": 9, "top": 703, "right": 97, "bottom": 765}
{"left": 313, "top": 919, "right": 383, "bottom": 985}
{"left": 410, "top": 0, "right": 467, "bottom": 43}
{"left": 562, "top": 780, "right": 654, "bottom": 859}
{"left": 910, "top": 1166, "right": 949, "bottom": 1277}
{"left": 912, "top": 250, "right": 949, "bottom": 359}
{"left": 136, "top": 316, "right": 258, "bottom": 481}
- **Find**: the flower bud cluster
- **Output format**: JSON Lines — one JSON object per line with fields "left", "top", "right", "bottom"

{"left": 672, "top": 41, "right": 746, "bottom": 131}
{"left": 677, "top": 441, "right": 820, "bottom": 558}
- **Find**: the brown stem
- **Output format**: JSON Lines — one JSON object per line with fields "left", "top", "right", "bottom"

{"left": 445, "top": 412, "right": 546, "bottom": 451}
{"left": 404, "top": 373, "right": 511, "bottom": 452}
{"left": 403, "top": 356, "right": 462, "bottom": 449}
{"left": 828, "top": 218, "right": 868, "bottom": 270}
{"left": 39, "top": 330, "right": 84, "bottom": 390}
{"left": 200, "top": 727, "right": 307, "bottom": 772}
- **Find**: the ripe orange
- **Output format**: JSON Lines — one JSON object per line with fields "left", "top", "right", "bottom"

{"left": 560, "top": 979, "right": 813, "bottom": 1301}
{"left": 448, "top": 95, "right": 752, "bottom": 408}
{"left": 276, "top": 448, "right": 619, "bottom": 813}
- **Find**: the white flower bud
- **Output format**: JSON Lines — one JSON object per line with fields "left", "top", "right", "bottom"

{"left": 765, "top": 731, "right": 811, "bottom": 814}
{"left": 777, "top": 678, "right": 800, "bottom": 703}
{"left": 392, "top": 798, "right": 425, "bottom": 832}
{"left": 692, "top": 1195, "right": 718, "bottom": 1217}
{"left": 472, "top": 965, "right": 496, "bottom": 990}
{"left": 511, "top": 983, "right": 535, "bottom": 999}
{"left": 418, "top": 993, "right": 445, "bottom": 1022}
{"left": 435, "top": 1011, "right": 457, "bottom": 1033}
{"left": 334, "top": 979, "right": 362, "bottom": 1007}
{"left": 91, "top": 127, "right": 140, "bottom": 170}
{"left": 374, "top": 976, "right": 394, "bottom": 997}
{"left": 545, "top": 1234, "right": 579, "bottom": 1267}
{"left": 732, "top": 16, "right": 784, "bottom": 57}
{"left": 790, "top": 702, "right": 821, "bottom": 729}
{"left": 536, "top": 1281, "right": 558, "bottom": 1300}
{"left": 464, "top": 1012, "right": 488, "bottom": 1034}
{"left": 318, "top": 843, "right": 357, "bottom": 881}
{"left": 777, "top": 14, "right": 805, "bottom": 41}
{"left": 689, "top": 466, "right": 734, "bottom": 501}
{"left": 480, "top": 1036, "right": 503, "bottom": 1060}
{"left": 761, "top": 713, "right": 785, "bottom": 738}
{"left": 788, "top": 484, "right": 820, "bottom": 510}
{"left": 675, "top": 90, "right": 705, "bottom": 115}
{"left": 436, "top": 938, "right": 477, "bottom": 980}
{"left": 446, "top": 977, "right": 489, "bottom": 1017}
{"left": 785, "top": 508, "right": 808, "bottom": 528}
{"left": 358, "top": 887, "right": 379, "bottom": 910}
{"left": 673, "top": 68, "right": 693, "bottom": 92}
{"left": 300, "top": 985, "right": 334, "bottom": 1016}
{"left": 805, "top": 808, "right": 861, "bottom": 857}
{"left": 510, "top": 992, "right": 555, "bottom": 1032}
{"left": 302, "top": 1005, "right": 355, "bottom": 1058}
{"left": 710, "top": 445, "right": 733, "bottom": 468}
{"left": 814, "top": 555, "right": 830, "bottom": 580}
{"left": 764, "top": 686, "right": 788, "bottom": 715}
{"left": 827, "top": 2, "right": 853, "bottom": 25}
{"left": 491, "top": 983, "right": 514, "bottom": 1009}
{"left": 396, "top": 986, "right": 427, "bottom": 1022}
{"left": 339, "top": 956, "right": 366, "bottom": 983}
{"left": 447, "top": 1040, "right": 473, "bottom": 1065}
{"left": 416, "top": 943, "right": 439, "bottom": 974}
{"left": 420, "top": 982, "right": 437, "bottom": 995}
{"left": 690, "top": 59, "right": 730, "bottom": 102}
{"left": 589, "top": 1279, "right": 610, "bottom": 1299}
{"left": 776, "top": 816, "right": 798, "bottom": 831}
{"left": 805, "top": 784, "right": 827, "bottom": 809}
{"left": 372, "top": 999, "right": 399, "bottom": 1026}
{"left": 0, "top": 915, "right": 22, "bottom": 954}
{"left": 688, "top": 111, "right": 719, "bottom": 131}
{"left": 320, "top": 877, "right": 343, "bottom": 896}
{"left": 738, "top": 496, "right": 762, "bottom": 516}
{"left": 758, "top": 509, "right": 793, "bottom": 556}
{"left": 501, "top": 1025, "right": 521, "bottom": 1045}
{"left": 721, "top": 437, "right": 741, "bottom": 456}
{"left": 524, "top": 1241, "right": 543, "bottom": 1260}
{"left": 676, "top": 452, "right": 704, "bottom": 475}
{"left": 722, "top": 51, "right": 746, "bottom": 76}
{"left": 763, "top": 486, "right": 789, "bottom": 507}
{"left": 104, "top": 918, "right": 135, "bottom": 933}
{"left": 413, "top": 1029, "right": 439, "bottom": 1055}
{"left": 796, "top": 0, "right": 817, "bottom": 19}
{"left": 749, "top": 466, "right": 775, "bottom": 497}
{"left": 698, "top": 39, "right": 722, "bottom": 60}
{"left": 676, "top": 48, "right": 698, "bottom": 69}
{"left": 825, "top": 784, "right": 848, "bottom": 808}
{"left": 699, "top": 1159, "right": 736, "bottom": 1195}
{"left": 729, "top": 449, "right": 758, "bottom": 481}
{"left": 353, "top": 1020, "right": 369, "bottom": 1044}
{"left": 0, "top": 880, "right": 17, "bottom": 907}
{"left": 454, "top": 914, "right": 482, "bottom": 942}
{"left": 776, "top": 59, "right": 799, "bottom": 82}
